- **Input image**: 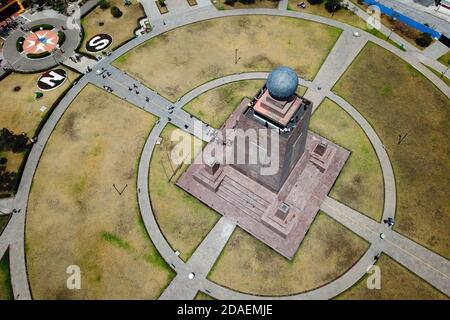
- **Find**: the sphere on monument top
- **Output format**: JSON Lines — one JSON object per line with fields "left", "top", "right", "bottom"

{"left": 266, "top": 66, "right": 299, "bottom": 101}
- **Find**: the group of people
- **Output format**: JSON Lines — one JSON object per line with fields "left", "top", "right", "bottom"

{"left": 0, "top": 15, "right": 25, "bottom": 39}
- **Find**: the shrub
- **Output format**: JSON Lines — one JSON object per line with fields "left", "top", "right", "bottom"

{"left": 26, "top": 51, "right": 51, "bottom": 59}
{"left": 325, "top": 0, "right": 343, "bottom": 13}
{"left": 158, "top": 0, "right": 166, "bottom": 6}
{"left": 98, "top": 0, "right": 110, "bottom": 9}
{"left": 110, "top": 6, "right": 123, "bottom": 18}
{"left": 30, "top": 24, "right": 54, "bottom": 32}
{"left": 225, "top": 0, "right": 237, "bottom": 5}
{"left": 16, "top": 37, "right": 24, "bottom": 52}
{"left": 57, "top": 30, "right": 66, "bottom": 46}
{"left": 415, "top": 33, "right": 433, "bottom": 47}
{"left": 0, "top": 128, "right": 31, "bottom": 153}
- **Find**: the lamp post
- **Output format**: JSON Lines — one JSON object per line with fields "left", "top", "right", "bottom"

{"left": 331, "top": 4, "right": 337, "bottom": 17}
{"left": 387, "top": 27, "right": 395, "bottom": 41}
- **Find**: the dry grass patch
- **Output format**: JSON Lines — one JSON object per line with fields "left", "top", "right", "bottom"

{"left": 80, "top": 0, "right": 143, "bottom": 53}
{"left": 310, "top": 98, "right": 383, "bottom": 220}
{"left": 0, "top": 68, "right": 78, "bottom": 189}
{"left": 195, "top": 291, "right": 216, "bottom": 300}
{"left": 338, "top": 254, "right": 447, "bottom": 299}
{"left": 334, "top": 42, "right": 450, "bottom": 258}
{"left": 0, "top": 68, "right": 78, "bottom": 137}
{"left": 114, "top": 15, "right": 341, "bottom": 101}
{"left": 0, "top": 250, "right": 13, "bottom": 300}
{"left": 149, "top": 124, "right": 220, "bottom": 261}
{"left": 438, "top": 51, "right": 450, "bottom": 67}
{"left": 26, "top": 85, "right": 174, "bottom": 299}
{"left": 208, "top": 212, "right": 369, "bottom": 295}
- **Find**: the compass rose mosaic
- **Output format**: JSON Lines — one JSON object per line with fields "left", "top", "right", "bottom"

{"left": 23, "top": 30, "right": 59, "bottom": 55}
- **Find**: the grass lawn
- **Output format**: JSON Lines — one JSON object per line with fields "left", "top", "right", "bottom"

{"left": 26, "top": 85, "right": 174, "bottom": 299}
{"left": 149, "top": 124, "right": 220, "bottom": 261}
{"left": 113, "top": 15, "right": 341, "bottom": 101}
{"left": 437, "top": 51, "right": 450, "bottom": 67}
{"left": 214, "top": 0, "right": 279, "bottom": 10}
{"left": 337, "top": 254, "right": 447, "bottom": 299}
{"left": 310, "top": 98, "right": 383, "bottom": 220}
{"left": 0, "top": 68, "right": 78, "bottom": 136}
{"left": 80, "top": 0, "right": 143, "bottom": 54}
{"left": 0, "top": 215, "right": 10, "bottom": 235}
{"left": 0, "top": 251, "right": 13, "bottom": 300}
{"left": 195, "top": 291, "right": 216, "bottom": 300}
{"left": 334, "top": 42, "right": 450, "bottom": 258}
{"left": 0, "top": 68, "right": 79, "bottom": 180}
{"left": 208, "top": 212, "right": 369, "bottom": 295}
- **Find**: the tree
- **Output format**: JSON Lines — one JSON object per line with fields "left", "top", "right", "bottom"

{"left": 0, "top": 165, "right": 17, "bottom": 194}
{"left": 0, "top": 128, "right": 31, "bottom": 153}
{"left": 415, "top": 33, "right": 433, "bottom": 47}
{"left": 110, "top": 6, "right": 123, "bottom": 18}
{"left": 98, "top": 0, "right": 110, "bottom": 9}
{"left": 158, "top": 0, "right": 166, "bottom": 6}
{"left": 307, "top": 0, "right": 324, "bottom": 4}
{"left": 225, "top": 0, "right": 237, "bottom": 5}
{"left": 325, "top": 0, "right": 343, "bottom": 13}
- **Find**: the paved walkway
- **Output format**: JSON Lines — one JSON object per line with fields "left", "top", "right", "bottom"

{"left": 344, "top": 0, "right": 450, "bottom": 78}
{"left": 304, "top": 30, "right": 367, "bottom": 109}
{"left": 423, "top": 41, "right": 450, "bottom": 59}
{"left": 321, "top": 197, "right": 450, "bottom": 296}
{"left": 278, "top": 0, "right": 289, "bottom": 10}
{"left": 140, "top": 0, "right": 214, "bottom": 28}
{"left": 0, "top": 75, "right": 90, "bottom": 299}
{"left": 160, "top": 217, "right": 236, "bottom": 300}
{"left": 374, "top": 0, "right": 449, "bottom": 37}
{"left": 0, "top": 197, "right": 14, "bottom": 215}
{"left": 326, "top": 92, "right": 396, "bottom": 223}
{"left": 62, "top": 54, "right": 97, "bottom": 74}
{"left": 88, "top": 65, "right": 215, "bottom": 141}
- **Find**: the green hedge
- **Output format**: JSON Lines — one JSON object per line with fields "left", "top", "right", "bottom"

{"left": 30, "top": 24, "right": 54, "bottom": 32}
{"left": 16, "top": 37, "right": 25, "bottom": 52}
{"left": 26, "top": 51, "right": 51, "bottom": 59}
{"left": 58, "top": 30, "right": 66, "bottom": 46}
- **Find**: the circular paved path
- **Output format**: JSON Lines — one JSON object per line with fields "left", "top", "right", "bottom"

{"left": 138, "top": 71, "right": 394, "bottom": 299}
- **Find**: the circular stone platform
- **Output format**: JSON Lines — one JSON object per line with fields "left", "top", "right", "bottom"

{"left": 23, "top": 30, "right": 59, "bottom": 55}
{"left": 2, "top": 12, "right": 81, "bottom": 72}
